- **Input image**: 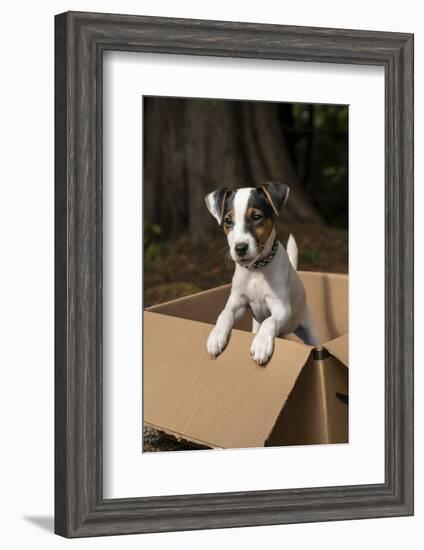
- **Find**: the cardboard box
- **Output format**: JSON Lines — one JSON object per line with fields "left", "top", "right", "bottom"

{"left": 144, "top": 271, "right": 348, "bottom": 449}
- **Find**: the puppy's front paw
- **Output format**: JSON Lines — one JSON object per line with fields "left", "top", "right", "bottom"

{"left": 250, "top": 334, "right": 274, "bottom": 366}
{"left": 207, "top": 328, "right": 229, "bottom": 359}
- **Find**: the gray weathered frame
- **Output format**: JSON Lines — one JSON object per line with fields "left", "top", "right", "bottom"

{"left": 55, "top": 11, "right": 414, "bottom": 538}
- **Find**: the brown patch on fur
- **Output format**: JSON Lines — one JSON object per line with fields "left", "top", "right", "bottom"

{"left": 254, "top": 218, "right": 273, "bottom": 244}
{"left": 246, "top": 208, "right": 273, "bottom": 244}
{"left": 223, "top": 209, "right": 234, "bottom": 235}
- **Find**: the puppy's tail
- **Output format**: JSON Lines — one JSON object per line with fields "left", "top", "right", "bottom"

{"left": 286, "top": 234, "right": 298, "bottom": 270}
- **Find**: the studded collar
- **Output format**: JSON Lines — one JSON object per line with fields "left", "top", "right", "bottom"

{"left": 244, "top": 238, "right": 279, "bottom": 270}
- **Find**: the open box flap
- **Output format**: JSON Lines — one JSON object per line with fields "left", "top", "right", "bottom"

{"left": 144, "top": 311, "right": 312, "bottom": 449}
{"left": 148, "top": 271, "right": 348, "bottom": 343}
{"left": 147, "top": 284, "right": 233, "bottom": 327}
{"left": 324, "top": 334, "right": 349, "bottom": 367}
{"left": 266, "top": 353, "right": 348, "bottom": 446}
{"left": 299, "top": 271, "right": 348, "bottom": 343}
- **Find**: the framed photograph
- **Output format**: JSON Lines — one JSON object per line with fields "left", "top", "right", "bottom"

{"left": 55, "top": 11, "right": 414, "bottom": 537}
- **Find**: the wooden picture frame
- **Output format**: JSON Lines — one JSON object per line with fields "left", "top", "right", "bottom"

{"left": 55, "top": 11, "right": 414, "bottom": 537}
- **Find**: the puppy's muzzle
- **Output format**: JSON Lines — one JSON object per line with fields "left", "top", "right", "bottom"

{"left": 235, "top": 242, "right": 249, "bottom": 257}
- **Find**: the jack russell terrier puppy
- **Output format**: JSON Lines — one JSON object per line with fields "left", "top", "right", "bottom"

{"left": 205, "top": 183, "right": 319, "bottom": 365}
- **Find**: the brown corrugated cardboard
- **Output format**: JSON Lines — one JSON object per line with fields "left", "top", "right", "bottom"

{"left": 144, "top": 271, "right": 348, "bottom": 449}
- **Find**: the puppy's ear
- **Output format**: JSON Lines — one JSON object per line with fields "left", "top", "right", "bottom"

{"left": 205, "top": 188, "right": 231, "bottom": 225}
{"left": 258, "top": 182, "right": 290, "bottom": 216}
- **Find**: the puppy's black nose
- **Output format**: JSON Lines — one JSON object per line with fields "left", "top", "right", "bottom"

{"left": 235, "top": 242, "right": 249, "bottom": 257}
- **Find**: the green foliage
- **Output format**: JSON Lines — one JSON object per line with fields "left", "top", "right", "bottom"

{"left": 145, "top": 282, "right": 201, "bottom": 307}
{"left": 300, "top": 248, "right": 324, "bottom": 266}
{"left": 286, "top": 103, "right": 348, "bottom": 229}
{"left": 144, "top": 223, "right": 163, "bottom": 262}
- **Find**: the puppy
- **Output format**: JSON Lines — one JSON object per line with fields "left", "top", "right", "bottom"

{"left": 205, "top": 183, "right": 319, "bottom": 365}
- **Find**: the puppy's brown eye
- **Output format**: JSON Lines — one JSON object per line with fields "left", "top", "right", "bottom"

{"left": 252, "top": 213, "right": 263, "bottom": 223}
{"left": 224, "top": 217, "right": 233, "bottom": 227}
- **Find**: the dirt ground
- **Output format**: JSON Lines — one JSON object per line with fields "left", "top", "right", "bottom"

{"left": 145, "top": 221, "right": 348, "bottom": 305}
{"left": 143, "top": 221, "right": 348, "bottom": 452}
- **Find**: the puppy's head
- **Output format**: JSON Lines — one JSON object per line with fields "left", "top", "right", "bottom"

{"left": 205, "top": 182, "right": 290, "bottom": 265}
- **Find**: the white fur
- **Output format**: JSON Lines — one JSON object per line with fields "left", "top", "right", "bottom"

{"left": 286, "top": 233, "right": 298, "bottom": 270}
{"left": 207, "top": 199, "right": 320, "bottom": 364}
{"left": 227, "top": 188, "right": 258, "bottom": 263}
{"left": 204, "top": 192, "right": 223, "bottom": 224}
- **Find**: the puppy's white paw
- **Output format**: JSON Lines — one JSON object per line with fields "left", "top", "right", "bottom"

{"left": 207, "top": 328, "right": 229, "bottom": 359}
{"left": 250, "top": 334, "right": 274, "bottom": 366}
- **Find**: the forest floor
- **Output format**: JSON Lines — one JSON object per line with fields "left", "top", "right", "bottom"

{"left": 143, "top": 221, "right": 348, "bottom": 451}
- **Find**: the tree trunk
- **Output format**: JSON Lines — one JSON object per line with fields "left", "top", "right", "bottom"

{"left": 143, "top": 97, "right": 323, "bottom": 242}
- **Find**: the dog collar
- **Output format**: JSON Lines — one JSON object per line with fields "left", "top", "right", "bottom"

{"left": 244, "top": 238, "right": 279, "bottom": 270}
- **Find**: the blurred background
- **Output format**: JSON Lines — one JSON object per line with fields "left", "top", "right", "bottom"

{"left": 143, "top": 96, "right": 348, "bottom": 308}
{"left": 143, "top": 96, "right": 348, "bottom": 451}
